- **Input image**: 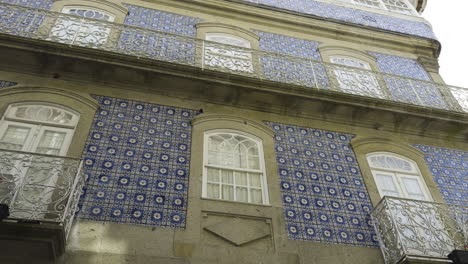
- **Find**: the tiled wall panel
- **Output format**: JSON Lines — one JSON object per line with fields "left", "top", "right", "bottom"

{"left": 124, "top": 4, "right": 202, "bottom": 37}
{"left": 79, "top": 96, "right": 199, "bottom": 228}
{"left": 414, "top": 145, "right": 468, "bottom": 206}
{"left": 255, "top": 31, "right": 322, "bottom": 60}
{"left": 0, "top": 80, "right": 17, "bottom": 87}
{"left": 118, "top": 5, "right": 202, "bottom": 65}
{"left": 254, "top": 31, "right": 329, "bottom": 88}
{"left": 369, "top": 52, "right": 447, "bottom": 109}
{"left": 241, "top": 0, "right": 435, "bottom": 39}
{"left": 369, "top": 52, "right": 430, "bottom": 81}
{"left": 0, "top": 0, "right": 52, "bottom": 9}
{"left": 267, "top": 122, "right": 379, "bottom": 247}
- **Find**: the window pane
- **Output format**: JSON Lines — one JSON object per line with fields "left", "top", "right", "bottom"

{"left": 368, "top": 154, "right": 415, "bottom": 173}
{"left": 221, "top": 170, "right": 233, "bottom": 184}
{"left": 207, "top": 168, "right": 219, "bottom": 182}
{"left": 36, "top": 130, "right": 66, "bottom": 155}
{"left": 401, "top": 177, "right": 427, "bottom": 200}
{"left": 375, "top": 173, "right": 401, "bottom": 197}
{"left": 250, "top": 189, "right": 263, "bottom": 204}
{"left": 207, "top": 183, "right": 220, "bottom": 199}
{"left": 10, "top": 105, "right": 78, "bottom": 126}
{"left": 0, "top": 126, "right": 30, "bottom": 150}
{"left": 247, "top": 155, "right": 260, "bottom": 170}
{"left": 235, "top": 172, "right": 248, "bottom": 186}
{"left": 236, "top": 187, "right": 248, "bottom": 202}
{"left": 222, "top": 185, "right": 234, "bottom": 201}
{"left": 250, "top": 173, "right": 262, "bottom": 187}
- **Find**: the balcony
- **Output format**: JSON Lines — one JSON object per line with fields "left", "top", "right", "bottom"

{"left": 0, "top": 3, "right": 466, "bottom": 114}
{"left": 0, "top": 149, "right": 85, "bottom": 262}
{"left": 371, "top": 196, "right": 468, "bottom": 264}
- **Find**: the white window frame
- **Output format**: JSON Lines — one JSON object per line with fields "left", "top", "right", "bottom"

{"left": 367, "top": 152, "right": 432, "bottom": 201}
{"left": 202, "top": 129, "right": 269, "bottom": 205}
{"left": 335, "top": 0, "right": 418, "bottom": 16}
{"left": 0, "top": 103, "right": 79, "bottom": 156}
{"left": 0, "top": 103, "right": 80, "bottom": 219}
{"left": 330, "top": 56, "right": 384, "bottom": 98}
{"left": 49, "top": 6, "right": 115, "bottom": 45}
{"left": 203, "top": 33, "right": 254, "bottom": 73}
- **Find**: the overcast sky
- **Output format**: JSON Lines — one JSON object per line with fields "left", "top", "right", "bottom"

{"left": 423, "top": 1, "right": 468, "bottom": 88}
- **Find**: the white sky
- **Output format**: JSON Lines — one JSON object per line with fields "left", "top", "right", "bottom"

{"left": 423, "top": 1, "right": 468, "bottom": 88}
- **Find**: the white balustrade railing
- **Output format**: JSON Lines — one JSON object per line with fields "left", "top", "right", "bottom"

{"left": 371, "top": 196, "right": 468, "bottom": 264}
{"left": 0, "top": 149, "right": 85, "bottom": 239}
{"left": 0, "top": 3, "right": 467, "bottom": 113}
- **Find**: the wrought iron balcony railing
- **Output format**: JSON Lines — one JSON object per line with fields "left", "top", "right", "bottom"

{"left": 0, "top": 3, "right": 467, "bottom": 113}
{"left": 0, "top": 149, "right": 85, "bottom": 239}
{"left": 371, "top": 196, "right": 468, "bottom": 264}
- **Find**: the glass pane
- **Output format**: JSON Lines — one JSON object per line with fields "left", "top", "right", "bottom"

{"left": 376, "top": 173, "right": 402, "bottom": 197}
{"left": 247, "top": 155, "right": 260, "bottom": 170}
{"left": 207, "top": 133, "right": 260, "bottom": 169}
{"left": 36, "top": 130, "right": 66, "bottom": 155}
{"left": 207, "top": 168, "right": 219, "bottom": 182}
{"left": 250, "top": 173, "right": 262, "bottom": 187}
{"left": 207, "top": 183, "right": 220, "bottom": 199}
{"left": 236, "top": 187, "right": 248, "bottom": 202}
{"left": 368, "top": 155, "right": 415, "bottom": 172}
{"left": 66, "top": 8, "right": 114, "bottom": 21}
{"left": 221, "top": 170, "right": 233, "bottom": 184}
{"left": 401, "top": 177, "right": 427, "bottom": 200}
{"left": 376, "top": 174, "right": 398, "bottom": 191}
{"left": 222, "top": 185, "right": 234, "bottom": 201}
{"left": 0, "top": 126, "right": 30, "bottom": 150}
{"left": 207, "top": 151, "right": 219, "bottom": 166}
{"left": 250, "top": 188, "right": 263, "bottom": 204}
{"left": 235, "top": 172, "right": 248, "bottom": 186}
{"left": 11, "top": 105, "right": 77, "bottom": 126}
{"left": 206, "top": 34, "right": 250, "bottom": 48}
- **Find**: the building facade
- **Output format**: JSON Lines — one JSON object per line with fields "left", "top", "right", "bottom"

{"left": 0, "top": 0, "right": 466, "bottom": 263}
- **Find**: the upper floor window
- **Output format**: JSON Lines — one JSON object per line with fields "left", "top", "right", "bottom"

{"left": 63, "top": 7, "right": 115, "bottom": 21}
{"left": 50, "top": 6, "right": 115, "bottom": 45}
{"left": 337, "top": 0, "right": 417, "bottom": 16}
{"left": 204, "top": 33, "right": 253, "bottom": 73}
{"left": 0, "top": 103, "right": 79, "bottom": 156}
{"left": 367, "top": 152, "right": 431, "bottom": 201}
{"left": 202, "top": 130, "right": 268, "bottom": 204}
{"left": 330, "top": 56, "right": 383, "bottom": 98}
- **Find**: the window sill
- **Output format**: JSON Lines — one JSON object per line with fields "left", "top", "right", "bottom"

{"left": 200, "top": 197, "right": 272, "bottom": 207}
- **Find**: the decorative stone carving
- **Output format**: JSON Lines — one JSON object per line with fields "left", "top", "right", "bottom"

{"left": 204, "top": 217, "right": 271, "bottom": 246}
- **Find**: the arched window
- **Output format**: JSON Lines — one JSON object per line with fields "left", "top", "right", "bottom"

{"left": 330, "top": 56, "right": 384, "bottom": 98}
{"left": 203, "top": 130, "right": 268, "bottom": 204}
{"left": 204, "top": 33, "right": 253, "bottom": 73}
{"left": 49, "top": 6, "right": 115, "bottom": 45}
{"left": 0, "top": 103, "right": 79, "bottom": 156}
{"left": 367, "top": 152, "right": 431, "bottom": 201}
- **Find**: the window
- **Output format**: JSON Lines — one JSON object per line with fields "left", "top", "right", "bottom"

{"left": 49, "top": 6, "right": 115, "bottom": 45}
{"left": 0, "top": 103, "right": 80, "bottom": 219}
{"left": 203, "top": 130, "right": 268, "bottom": 204}
{"left": 366, "top": 152, "right": 455, "bottom": 257}
{"left": 0, "top": 103, "right": 79, "bottom": 155}
{"left": 367, "top": 152, "right": 431, "bottom": 201}
{"left": 330, "top": 56, "right": 384, "bottom": 98}
{"left": 203, "top": 33, "right": 253, "bottom": 73}
{"left": 336, "top": 0, "right": 417, "bottom": 15}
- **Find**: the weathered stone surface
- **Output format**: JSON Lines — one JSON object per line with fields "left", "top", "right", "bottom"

{"left": 204, "top": 217, "right": 271, "bottom": 246}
